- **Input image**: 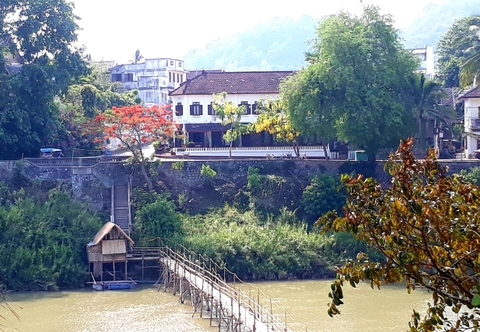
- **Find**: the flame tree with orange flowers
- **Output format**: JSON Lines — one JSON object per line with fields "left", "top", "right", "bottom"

{"left": 94, "top": 104, "right": 178, "bottom": 191}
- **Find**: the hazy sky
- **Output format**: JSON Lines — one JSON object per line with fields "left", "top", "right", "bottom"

{"left": 72, "top": 0, "right": 444, "bottom": 64}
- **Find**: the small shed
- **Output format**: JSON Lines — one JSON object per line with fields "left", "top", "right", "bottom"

{"left": 87, "top": 222, "right": 135, "bottom": 281}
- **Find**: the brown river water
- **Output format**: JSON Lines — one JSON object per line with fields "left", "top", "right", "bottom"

{"left": 2, "top": 280, "right": 430, "bottom": 332}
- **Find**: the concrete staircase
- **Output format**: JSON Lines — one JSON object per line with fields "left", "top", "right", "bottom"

{"left": 112, "top": 184, "right": 131, "bottom": 235}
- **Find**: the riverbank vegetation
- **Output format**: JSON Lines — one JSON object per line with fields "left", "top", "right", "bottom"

{"left": 0, "top": 182, "right": 102, "bottom": 291}
{"left": 131, "top": 169, "right": 378, "bottom": 282}
{"left": 181, "top": 207, "right": 335, "bottom": 280}
{"left": 0, "top": 160, "right": 372, "bottom": 291}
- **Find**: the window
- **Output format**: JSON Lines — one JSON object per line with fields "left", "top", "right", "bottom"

{"left": 169, "top": 72, "right": 172, "bottom": 82}
{"left": 208, "top": 103, "right": 216, "bottom": 115}
{"left": 177, "top": 73, "right": 180, "bottom": 83}
{"left": 124, "top": 73, "right": 133, "bottom": 82}
{"left": 175, "top": 102, "right": 184, "bottom": 116}
{"left": 170, "top": 60, "right": 174, "bottom": 66}
{"left": 252, "top": 101, "right": 258, "bottom": 114}
{"left": 146, "top": 92, "right": 153, "bottom": 101}
{"left": 179, "top": 62, "right": 182, "bottom": 67}
{"left": 146, "top": 91, "right": 153, "bottom": 102}
{"left": 190, "top": 102, "right": 203, "bottom": 116}
{"left": 112, "top": 73, "right": 122, "bottom": 82}
{"left": 239, "top": 101, "right": 250, "bottom": 114}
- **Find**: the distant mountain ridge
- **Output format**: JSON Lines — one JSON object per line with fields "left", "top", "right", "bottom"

{"left": 184, "top": 0, "right": 480, "bottom": 72}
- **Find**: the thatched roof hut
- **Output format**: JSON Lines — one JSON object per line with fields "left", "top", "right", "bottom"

{"left": 87, "top": 222, "right": 134, "bottom": 263}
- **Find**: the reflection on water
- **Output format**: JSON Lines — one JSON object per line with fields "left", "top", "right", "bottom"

{"left": 3, "top": 286, "right": 214, "bottom": 332}
{"left": 1, "top": 280, "right": 430, "bottom": 332}
{"left": 236, "top": 280, "right": 430, "bottom": 332}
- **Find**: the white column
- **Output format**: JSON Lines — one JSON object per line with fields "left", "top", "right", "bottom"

{"left": 466, "top": 135, "right": 477, "bottom": 158}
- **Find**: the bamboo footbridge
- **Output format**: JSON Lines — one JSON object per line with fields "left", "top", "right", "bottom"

{"left": 154, "top": 244, "right": 308, "bottom": 332}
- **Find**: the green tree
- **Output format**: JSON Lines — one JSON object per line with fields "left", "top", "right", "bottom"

{"left": 0, "top": 0, "right": 88, "bottom": 159}
{"left": 134, "top": 194, "right": 182, "bottom": 245}
{"left": 280, "top": 66, "right": 336, "bottom": 158}
{"left": 437, "top": 16, "right": 480, "bottom": 87}
{"left": 320, "top": 138, "right": 480, "bottom": 331}
{"left": 0, "top": 187, "right": 102, "bottom": 291}
{"left": 301, "top": 173, "right": 345, "bottom": 225}
{"left": 212, "top": 92, "right": 250, "bottom": 158}
{"left": 57, "top": 62, "right": 141, "bottom": 156}
{"left": 285, "top": 6, "right": 417, "bottom": 160}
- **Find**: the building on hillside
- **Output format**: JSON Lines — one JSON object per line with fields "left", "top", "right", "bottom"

{"left": 109, "top": 58, "right": 188, "bottom": 106}
{"left": 410, "top": 46, "right": 435, "bottom": 79}
{"left": 460, "top": 86, "right": 480, "bottom": 158}
{"left": 169, "top": 70, "right": 294, "bottom": 148}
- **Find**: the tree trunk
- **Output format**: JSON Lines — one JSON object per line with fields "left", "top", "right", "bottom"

{"left": 322, "top": 144, "right": 330, "bottom": 161}
{"left": 140, "top": 161, "right": 153, "bottom": 191}
{"left": 418, "top": 112, "right": 427, "bottom": 152}
{"left": 293, "top": 143, "right": 300, "bottom": 157}
{"left": 229, "top": 141, "right": 233, "bottom": 158}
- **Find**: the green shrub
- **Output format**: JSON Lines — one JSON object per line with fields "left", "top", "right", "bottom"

{"left": 233, "top": 189, "right": 250, "bottom": 212}
{"left": 134, "top": 194, "right": 183, "bottom": 245}
{"left": 171, "top": 161, "right": 184, "bottom": 171}
{"left": 247, "top": 166, "right": 261, "bottom": 190}
{"left": 460, "top": 166, "right": 480, "bottom": 186}
{"left": 301, "top": 173, "right": 346, "bottom": 225}
{"left": 180, "top": 206, "right": 336, "bottom": 280}
{"left": 200, "top": 164, "right": 217, "bottom": 178}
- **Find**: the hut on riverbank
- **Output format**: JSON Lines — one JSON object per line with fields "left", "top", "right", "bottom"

{"left": 87, "top": 222, "right": 134, "bottom": 281}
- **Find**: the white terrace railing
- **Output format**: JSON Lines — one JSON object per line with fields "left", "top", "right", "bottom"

{"left": 172, "top": 145, "right": 339, "bottom": 159}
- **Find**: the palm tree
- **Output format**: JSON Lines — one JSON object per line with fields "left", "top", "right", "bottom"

{"left": 410, "top": 73, "right": 453, "bottom": 152}
{"left": 131, "top": 49, "right": 144, "bottom": 64}
{"left": 461, "top": 50, "right": 480, "bottom": 87}
{"left": 457, "top": 17, "right": 480, "bottom": 87}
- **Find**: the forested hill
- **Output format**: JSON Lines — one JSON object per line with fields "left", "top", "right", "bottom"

{"left": 401, "top": 0, "right": 480, "bottom": 49}
{"left": 183, "top": 16, "right": 316, "bottom": 71}
{"left": 183, "top": 0, "right": 480, "bottom": 71}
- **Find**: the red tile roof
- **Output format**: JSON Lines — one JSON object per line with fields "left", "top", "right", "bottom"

{"left": 170, "top": 71, "right": 294, "bottom": 96}
{"left": 459, "top": 86, "right": 480, "bottom": 99}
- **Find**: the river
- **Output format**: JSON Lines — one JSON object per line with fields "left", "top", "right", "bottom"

{"left": 2, "top": 280, "right": 430, "bottom": 332}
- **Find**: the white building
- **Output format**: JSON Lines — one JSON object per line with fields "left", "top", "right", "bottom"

{"left": 410, "top": 46, "right": 435, "bottom": 79}
{"left": 109, "top": 58, "right": 187, "bottom": 106}
{"left": 169, "top": 70, "right": 294, "bottom": 148}
{"left": 460, "top": 86, "right": 480, "bottom": 157}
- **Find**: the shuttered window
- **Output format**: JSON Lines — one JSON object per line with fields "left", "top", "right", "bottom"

{"left": 252, "top": 101, "right": 258, "bottom": 114}
{"left": 208, "top": 103, "right": 216, "bottom": 115}
{"left": 190, "top": 102, "right": 203, "bottom": 116}
{"left": 175, "top": 102, "right": 183, "bottom": 116}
